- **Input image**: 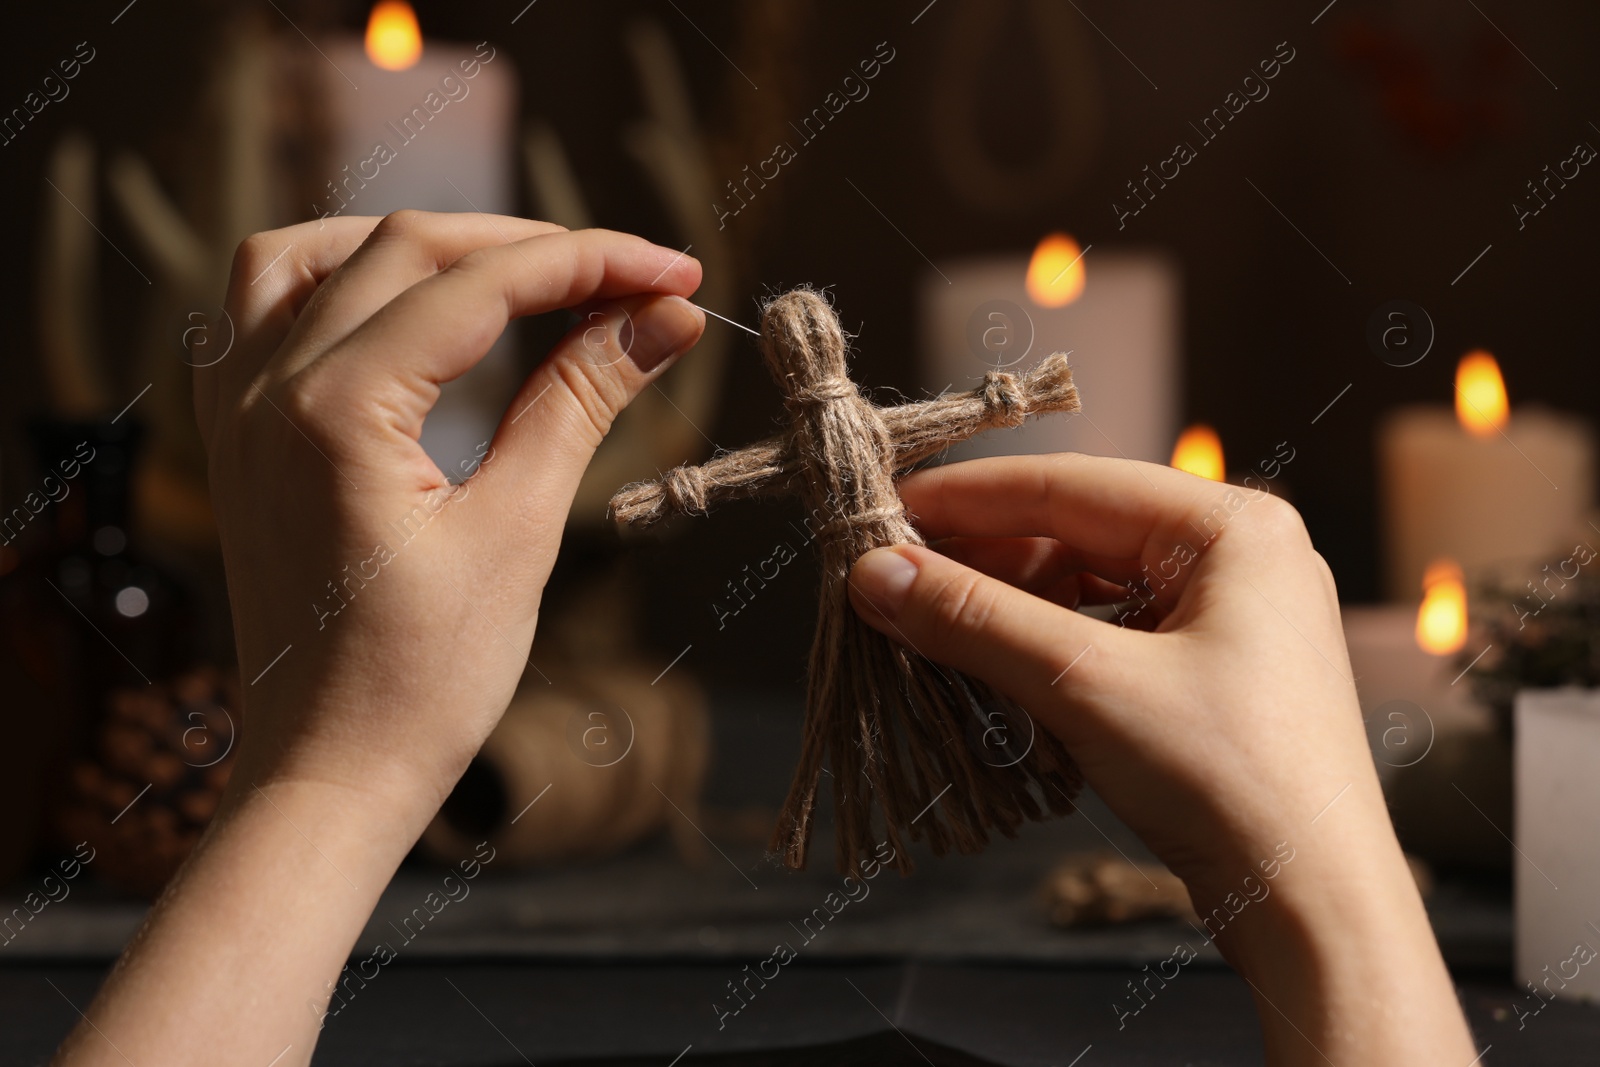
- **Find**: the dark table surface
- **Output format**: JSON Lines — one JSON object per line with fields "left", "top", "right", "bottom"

{"left": 5, "top": 960, "right": 1597, "bottom": 1065}
{"left": 5, "top": 696, "right": 1592, "bottom": 1064}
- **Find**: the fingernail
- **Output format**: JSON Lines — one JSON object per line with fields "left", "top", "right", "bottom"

{"left": 853, "top": 548, "right": 919, "bottom": 620}
{"left": 628, "top": 295, "right": 703, "bottom": 372}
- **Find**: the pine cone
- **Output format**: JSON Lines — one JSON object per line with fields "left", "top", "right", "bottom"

{"left": 57, "top": 667, "right": 240, "bottom": 897}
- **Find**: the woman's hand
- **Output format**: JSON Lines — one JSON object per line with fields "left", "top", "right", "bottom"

{"left": 848, "top": 453, "right": 1476, "bottom": 1065}
{"left": 54, "top": 213, "right": 703, "bottom": 1067}
{"left": 200, "top": 211, "right": 703, "bottom": 821}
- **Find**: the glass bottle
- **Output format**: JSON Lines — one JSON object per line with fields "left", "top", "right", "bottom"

{"left": 0, "top": 418, "right": 194, "bottom": 881}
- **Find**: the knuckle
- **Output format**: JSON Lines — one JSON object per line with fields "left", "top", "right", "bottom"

{"left": 277, "top": 368, "right": 343, "bottom": 448}
{"left": 229, "top": 231, "right": 281, "bottom": 287}
{"left": 279, "top": 375, "right": 323, "bottom": 429}
{"left": 926, "top": 569, "right": 995, "bottom": 643}
{"left": 372, "top": 208, "right": 431, "bottom": 241}
{"left": 448, "top": 245, "right": 496, "bottom": 279}
{"left": 1244, "top": 492, "right": 1309, "bottom": 542}
{"left": 1311, "top": 550, "right": 1340, "bottom": 597}
{"left": 549, "top": 357, "right": 629, "bottom": 444}
{"left": 1185, "top": 485, "right": 1309, "bottom": 557}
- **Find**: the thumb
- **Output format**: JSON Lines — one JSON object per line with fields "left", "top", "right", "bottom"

{"left": 848, "top": 543, "right": 1114, "bottom": 716}
{"left": 467, "top": 292, "right": 705, "bottom": 523}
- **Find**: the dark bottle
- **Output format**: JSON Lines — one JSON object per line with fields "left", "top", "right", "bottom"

{"left": 0, "top": 419, "right": 193, "bottom": 881}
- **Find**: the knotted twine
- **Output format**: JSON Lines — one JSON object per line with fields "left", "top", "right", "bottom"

{"left": 612, "top": 289, "right": 1084, "bottom": 874}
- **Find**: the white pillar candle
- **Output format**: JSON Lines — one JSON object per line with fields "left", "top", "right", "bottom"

{"left": 919, "top": 250, "right": 1181, "bottom": 463}
{"left": 1379, "top": 406, "right": 1594, "bottom": 600}
{"left": 1516, "top": 688, "right": 1600, "bottom": 1003}
{"left": 315, "top": 36, "right": 515, "bottom": 222}
{"left": 316, "top": 22, "right": 519, "bottom": 476}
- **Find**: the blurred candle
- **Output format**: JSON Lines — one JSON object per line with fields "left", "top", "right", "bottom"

{"left": 317, "top": 3, "right": 519, "bottom": 473}
{"left": 921, "top": 239, "right": 1180, "bottom": 464}
{"left": 318, "top": 4, "right": 516, "bottom": 220}
{"left": 1379, "top": 352, "right": 1594, "bottom": 600}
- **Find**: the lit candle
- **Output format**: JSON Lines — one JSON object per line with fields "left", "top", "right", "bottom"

{"left": 1343, "top": 559, "right": 1482, "bottom": 778}
{"left": 1379, "top": 352, "right": 1595, "bottom": 600}
{"left": 316, "top": 3, "right": 516, "bottom": 223}
{"left": 920, "top": 236, "right": 1180, "bottom": 463}
{"left": 316, "top": 3, "right": 520, "bottom": 473}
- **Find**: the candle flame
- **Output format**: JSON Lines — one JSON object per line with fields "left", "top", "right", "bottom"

{"left": 1416, "top": 559, "right": 1468, "bottom": 656}
{"left": 366, "top": 1, "right": 423, "bottom": 71}
{"left": 1025, "top": 233, "right": 1087, "bottom": 308}
{"left": 1455, "top": 350, "right": 1508, "bottom": 438}
{"left": 1170, "top": 424, "right": 1225, "bottom": 482}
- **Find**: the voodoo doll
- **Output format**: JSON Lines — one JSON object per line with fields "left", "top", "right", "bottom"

{"left": 611, "top": 289, "right": 1084, "bottom": 875}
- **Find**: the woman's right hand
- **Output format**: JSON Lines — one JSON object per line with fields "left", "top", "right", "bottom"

{"left": 847, "top": 453, "right": 1475, "bottom": 1065}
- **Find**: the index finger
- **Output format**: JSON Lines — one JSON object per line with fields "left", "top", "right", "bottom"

{"left": 318, "top": 227, "right": 701, "bottom": 391}
{"left": 899, "top": 453, "right": 1253, "bottom": 567}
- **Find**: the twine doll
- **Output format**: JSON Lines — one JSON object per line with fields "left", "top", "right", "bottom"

{"left": 612, "top": 289, "right": 1084, "bottom": 874}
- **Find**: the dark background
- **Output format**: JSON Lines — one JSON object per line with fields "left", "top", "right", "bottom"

{"left": 3, "top": 0, "right": 1597, "bottom": 688}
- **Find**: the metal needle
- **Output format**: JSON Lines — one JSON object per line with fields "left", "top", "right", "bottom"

{"left": 690, "top": 302, "right": 759, "bottom": 337}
